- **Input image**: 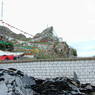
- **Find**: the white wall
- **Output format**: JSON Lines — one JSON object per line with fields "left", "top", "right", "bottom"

{"left": 0, "top": 60, "right": 95, "bottom": 85}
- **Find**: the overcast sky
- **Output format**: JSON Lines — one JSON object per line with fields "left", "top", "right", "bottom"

{"left": 0, "top": 0, "right": 95, "bottom": 57}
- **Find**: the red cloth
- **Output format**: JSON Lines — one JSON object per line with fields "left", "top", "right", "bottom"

{"left": 0, "top": 55, "right": 15, "bottom": 60}
{"left": 7, "top": 55, "right": 14, "bottom": 60}
{"left": 0, "top": 56, "right": 7, "bottom": 60}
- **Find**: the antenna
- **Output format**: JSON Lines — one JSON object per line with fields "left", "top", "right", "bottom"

{"left": 1, "top": 0, "right": 4, "bottom": 25}
{"left": 0, "top": 0, "right": 34, "bottom": 37}
{"left": 1, "top": 0, "right": 3, "bottom": 21}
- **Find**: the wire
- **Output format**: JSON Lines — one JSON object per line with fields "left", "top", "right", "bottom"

{"left": 1, "top": 0, "right": 3, "bottom": 21}
{"left": 0, "top": 20, "right": 34, "bottom": 37}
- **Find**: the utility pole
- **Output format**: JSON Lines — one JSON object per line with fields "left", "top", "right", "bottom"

{"left": 0, "top": 0, "right": 4, "bottom": 38}
{"left": 1, "top": 0, "right": 3, "bottom": 22}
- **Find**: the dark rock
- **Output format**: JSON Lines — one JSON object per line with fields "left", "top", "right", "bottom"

{"left": 8, "top": 68, "right": 17, "bottom": 71}
{"left": 0, "top": 73, "right": 4, "bottom": 77}
{"left": 0, "top": 77, "right": 5, "bottom": 81}
{"left": 16, "top": 70, "right": 24, "bottom": 77}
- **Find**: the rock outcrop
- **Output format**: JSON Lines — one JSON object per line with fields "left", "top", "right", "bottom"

{"left": 33, "top": 26, "right": 77, "bottom": 58}
{"left": 52, "top": 42, "right": 77, "bottom": 57}
{"left": 33, "top": 26, "right": 59, "bottom": 42}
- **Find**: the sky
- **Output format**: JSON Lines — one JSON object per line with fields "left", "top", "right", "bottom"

{"left": 0, "top": 0, "right": 95, "bottom": 57}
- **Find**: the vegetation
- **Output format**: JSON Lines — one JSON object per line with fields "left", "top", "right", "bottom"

{"left": 0, "top": 41, "right": 14, "bottom": 51}
{"left": 72, "top": 48, "right": 77, "bottom": 56}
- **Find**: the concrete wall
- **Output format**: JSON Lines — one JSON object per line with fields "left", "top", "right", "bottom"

{"left": 0, "top": 60, "right": 95, "bottom": 85}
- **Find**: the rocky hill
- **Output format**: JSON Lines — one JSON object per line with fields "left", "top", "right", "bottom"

{"left": 0, "top": 26, "right": 27, "bottom": 41}
{"left": 33, "top": 26, "right": 59, "bottom": 42}
{"left": 0, "top": 25, "right": 77, "bottom": 58}
{"left": 32, "top": 26, "right": 77, "bottom": 58}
